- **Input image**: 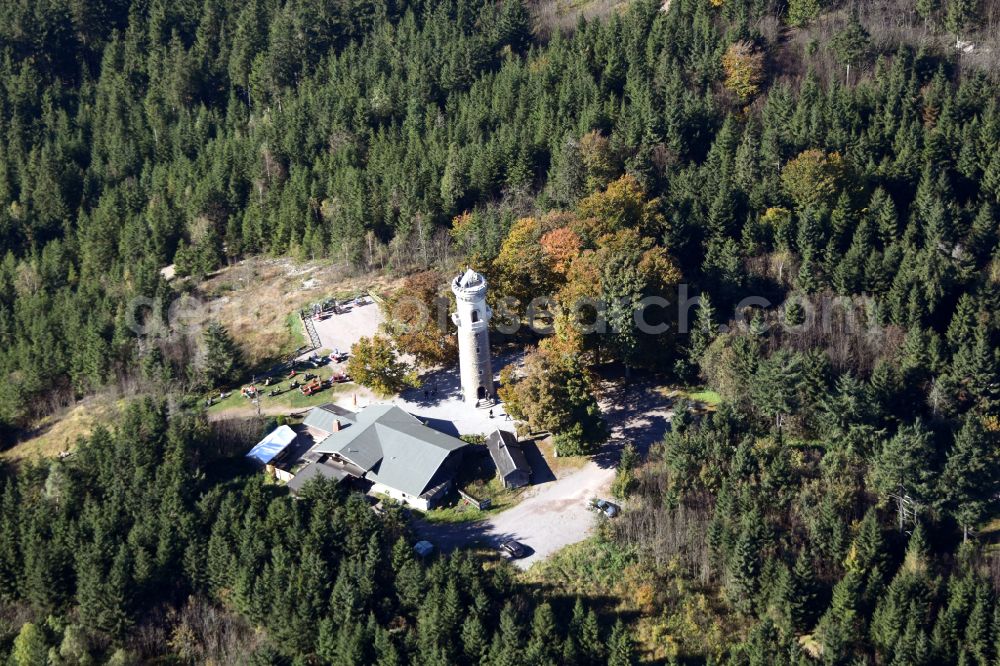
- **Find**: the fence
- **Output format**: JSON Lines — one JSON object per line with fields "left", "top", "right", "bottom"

{"left": 457, "top": 489, "right": 491, "bottom": 510}
{"left": 299, "top": 309, "right": 321, "bottom": 350}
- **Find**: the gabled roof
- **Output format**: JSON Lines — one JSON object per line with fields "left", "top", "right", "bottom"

{"left": 313, "top": 405, "right": 467, "bottom": 496}
{"left": 303, "top": 403, "right": 355, "bottom": 434}
{"left": 246, "top": 425, "right": 298, "bottom": 465}
{"left": 286, "top": 460, "right": 349, "bottom": 493}
{"left": 486, "top": 429, "right": 530, "bottom": 478}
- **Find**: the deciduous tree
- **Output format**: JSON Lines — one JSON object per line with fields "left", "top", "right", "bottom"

{"left": 347, "top": 335, "right": 418, "bottom": 396}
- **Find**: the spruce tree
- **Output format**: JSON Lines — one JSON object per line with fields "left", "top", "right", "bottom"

{"left": 607, "top": 619, "right": 637, "bottom": 666}
{"left": 525, "top": 602, "right": 561, "bottom": 665}
{"left": 789, "top": 548, "right": 819, "bottom": 633}
{"left": 940, "top": 417, "right": 998, "bottom": 542}
{"left": 201, "top": 321, "right": 242, "bottom": 388}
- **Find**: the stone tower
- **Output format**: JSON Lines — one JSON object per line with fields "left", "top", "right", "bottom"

{"left": 451, "top": 268, "right": 494, "bottom": 404}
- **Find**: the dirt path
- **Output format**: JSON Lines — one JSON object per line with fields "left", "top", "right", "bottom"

{"left": 207, "top": 405, "right": 313, "bottom": 421}
{"left": 416, "top": 378, "right": 673, "bottom": 569}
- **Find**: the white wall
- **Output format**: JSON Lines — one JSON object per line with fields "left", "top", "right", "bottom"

{"left": 370, "top": 482, "right": 431, "bottom": 512}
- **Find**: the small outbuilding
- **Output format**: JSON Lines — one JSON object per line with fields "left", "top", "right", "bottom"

{"left": 486, "top": 429, "right": 531, "bottom": 489}
{"left": 246, "top": 425, "right": 298, "bottom": 465}
{"left": 246, "top": 425, "right": 299, "bottom": 481}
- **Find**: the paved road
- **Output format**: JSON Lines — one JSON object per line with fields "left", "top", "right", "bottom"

{"left": 416, "top": 378, "right": 673, "bottom": 569}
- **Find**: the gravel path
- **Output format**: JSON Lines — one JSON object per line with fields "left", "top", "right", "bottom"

{"left": 416, "top": 378, "right": 673, "bottom": 569}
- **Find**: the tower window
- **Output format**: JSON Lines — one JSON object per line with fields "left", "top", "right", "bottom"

{"left": 471, "top": 310, "right": 480, "bottom": 323}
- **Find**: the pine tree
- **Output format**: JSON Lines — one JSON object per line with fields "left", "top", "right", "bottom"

{"left": 789, "top": 548, "right": 819, "bottom": 633}
{"left": 201, "top": 321, "right": 242, "bottom": 388}
{"left": 940, "top": 417, "right": 998, "bottom": 542}
{"left": 831, "top": 12, "right": 870, "bottom": 84}
{"left": 607, "top": 619, "right": 636, "bottom": 666}
{"left": 788, "top": 0, "right": 823, "bottom": 27}
{"left": 752, "top": 350, "right": 803, "bottom": 431}
{"left": 0, "top": 480, "right": 20, "bottom": 601}
{"left": 461, "top": 612, "right": 490, "bottom": 664}
{"left": 947, "top": 294, "right": 979, "bottom": 353}
{"left": 488, "top": 603, "right": 525, "bottom": 666}
{"left": 688, "top": 293, "right": 718, "bottom": 367}
{"left": 374, "top": 625, "right": 402, "bottom": 666}
{"left": 871, "top": 421, "right": 937, "bottom": 509}
{"left": 496, "top": 0, "right": 532, "bottom": 53}
{"left": 525, "top": 602, "right": 561, "bottom": 665}
{"left": 963, "top": 584, "right": 992, "bottom": 664}
{"left": 578, "top": 606, "right": 604, "bottom": 664}
{"left": 946, "top": 0, "right": 978, "bottom": 35}
{"left": 728, "top": 509, "right": 765, "bottom": 614}
{"left": 816, "top": 569, "right": 863, "bottom": 657}
{"left": 916, "top": 0, "right": 940, "bottom": 28}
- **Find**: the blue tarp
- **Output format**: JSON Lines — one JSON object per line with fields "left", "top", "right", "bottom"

{"left": 246, "top": 425, "right": 298, "bottom": 465}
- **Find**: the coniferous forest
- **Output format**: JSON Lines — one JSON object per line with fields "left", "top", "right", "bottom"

{"left": 2, "top": 0, "right": 1000, "bottom": 662}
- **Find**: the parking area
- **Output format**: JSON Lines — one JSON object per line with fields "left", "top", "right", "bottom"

{"left": 307, "top": 298, "right": 385, "bottom": 357}
{"left": 415, "top": 378, "right": 674, "bottom": 569}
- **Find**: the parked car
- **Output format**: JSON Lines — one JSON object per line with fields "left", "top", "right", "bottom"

{"left": 499, "top": 539, "right": 527, "bottom": 559}
{"left": 588, "top": 498, "right": 620, "bottom": 518}
{"left": 413, "top": 541, "right": 435, "bottom": 558}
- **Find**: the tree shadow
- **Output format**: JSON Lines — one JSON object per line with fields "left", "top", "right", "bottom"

{"left": 402, "top": 366, "right": 463, "bottom": 407}
{"left": 402, "top": 347, "right": 524, "bottom": 408}
{"left": 413, "top": 517, "right": 507, "bottom": 551}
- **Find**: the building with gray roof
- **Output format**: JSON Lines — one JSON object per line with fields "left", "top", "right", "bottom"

{"left": 486, "top": 429, "right": 531, "bottom": 488}
{"left": 302, "top": 402, "right": 356, "bottom": 438}
{"left": 290, "top": 404, "right": 468, "bottom": 509}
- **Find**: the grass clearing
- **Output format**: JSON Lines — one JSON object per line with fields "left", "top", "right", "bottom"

{"left": 535, "top": 0, "right": 625, "bottom": 34}
{"left": 196, "top": 257, "right": 400, "bottom": 367}
{"left": 421, "top": 445, "right": 529, "bottom": 523}
{"left": 687, "top": 389, "right": 722, "bottom": 405}
{"left": 534, "top": 435, "right": 589, "bottom": 476}
{"left": 284, "top": 312, "right": 308, "bottom": 354}
{"left": 2, "top": 397, "right": 119, "bottom": 462}
{"left": 979, "top": 516, "right": 1000, "bottom": 551}
{"left": 523, "top": 535, "right": 734, "bottom": 663}
{"left": 422, "top": 477, "right": 527, "bottom": 524}
{"left": 523, "top": 535, "right": 640, "bottom": 599}
{"left": 206, "top": 370, "right": 355, "bottom": 415}
{"left": 655, "top": 386, "right": 722, "bottom": 410}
